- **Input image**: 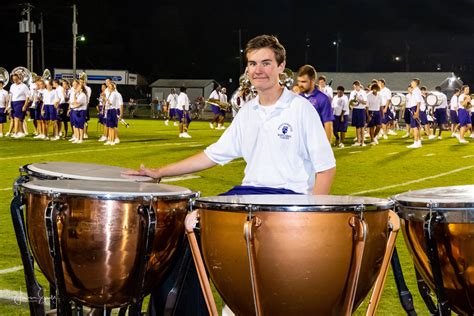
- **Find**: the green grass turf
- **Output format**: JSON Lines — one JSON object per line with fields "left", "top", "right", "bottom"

{"left": 0, "top": 118, "right": 473, "bottom": 315}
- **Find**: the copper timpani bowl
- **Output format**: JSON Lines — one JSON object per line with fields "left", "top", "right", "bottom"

{"left": 21, "top": 179, "right": 196, "bottom": 308}
{"left": 192, "top": 195, "right": 396, "bottom": 315}
{"left": 394, "top": 185, "right": 474, "bottom": 315}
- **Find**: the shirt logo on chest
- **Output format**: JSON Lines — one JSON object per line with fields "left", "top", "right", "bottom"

{"left": 277, "top": 123, "right": 293, "bottom": 140}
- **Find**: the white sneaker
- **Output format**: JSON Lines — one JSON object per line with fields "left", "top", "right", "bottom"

{"left": 217, "top": 126, "right": 226, "bottom": 130}
{"left": 0, "top": 133, "right": 3, "bottom": 137}
{"left": 75, "top": 140, "right": 83, "bottom": 144}
{"left": 471, "top": 134, "right": 474, "bottom": 139}
{"left": 109, "top": 142, "right": 115, "bottom": 146}
{"left": 353, "top": 137, "right": 358, "bottom": 141}
{"left": 374, "top": 138, "right": 379, "bottom": 144}
{"left": 402, "top": 133, "right": 410, "bottom": 138}
{"left": 361, "top": 143, "right": 367, "bottom": 147}
{"left": 5, "top": 132, "right": 10, "bottom": 137}
{"left": 383, "top": 135, "right": 388, "bottom": 140}
{"left": 182, "top": 132, "right": 192, "bottom": 138}
{"left": 370, "top": 141, "right": 377, "bottom": 146}
{"left": 388, "top": 130, "right": 397, "bottom": 136}
{"left": 50, "top": 136, "right": 58, "bottom": 141}
{"left": 338, "top": 143, "right": 345, "bottom": 148}
{"left": 173, "top": 121, "right": 178, "bottom": 126}
{"left": 114, "top": 138, "right": 120, "bottom": 144}
{"left": 455, "top": 133, "right": 460, "bottom": 139}
{"left": 352, "top": 142, "right": 361, "bottom": 147}
{"left": 98, "top": 136, "right": 107, "bottom": 142}
{"left": 459, "top": 139, "right": 469, "bottom": 144}
{"left": 68, "top": 137, "right": 76, "bottom": 142}
{"left": 438, "top": 136, "right": 442, "bottom": 140}
{"left": 164, "top": 120, "right": 169, "bottom": 126}
{"left": 428, "top": 135, "right": 436, "bottom": 140}
{"left": 104, "top": 141, "right": 112, "bottom": 145}
{"left": 16, "top": 132, "right": 25, "bottom": 138}
{"left": 59, "top": 132, "right": 63, "bottom": 137}
{"left": 209, "top": 123, "right": 215, "bottom": 129}
{"left": 84, "top": 133, "right": 88, "bottom": 139}
{"left": 407, "top": 143, "right": 421, "bottom": 148}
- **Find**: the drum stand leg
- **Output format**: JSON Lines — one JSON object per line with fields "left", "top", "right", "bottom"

{"left": 45, "top": 201, "right": 72, "bottom": 316}
{"left": 415, "top": 267, "right": 437, "bottom": 314}
{"left": 342, "top": 216, "right": 368, "bottom": 316}
{"left": 390, "top": 248, "right": 417, "bottom": 315}
{"left": 367, "top": 210, "right": 408, "bottom": 315}
{"left": 184, "top": 211, "right": 218, "bottom": 316}
{"left": 424, "top": 212, "right": 451, "bottom": 315}
{"left": 128, "top": 204, "right": 157, "bottom": 316}
{"left": 243, "top": 215, "right": 263, "bottom": 316}
{"left": 10, "top": 195, "right": 46, "bottom": 316}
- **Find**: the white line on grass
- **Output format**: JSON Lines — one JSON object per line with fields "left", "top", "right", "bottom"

{"left": 0, "top": 187, "right": 10, "bottom": 191}
{"left": 0, "top": 266, "right": 23, "bottom": 274}
{"left": 0, "top": 142, "right": 202, "bottom": 162}
{"left": 463, "top": 155, "right": 474, "bottom": 158}
{"left": 350, "top": 165, "right": 474, "bottom": 195}
{"left": 0, "top": 289, "right": 28, "bottom": 304}
{"left": 349, "top": 151, "right": 362, "bottom": 154}
{"left": 387, "top": 152, "right": 399, "bottom": 155}
{"left": 424, "top": 153, "right": 435, "bottom": 157}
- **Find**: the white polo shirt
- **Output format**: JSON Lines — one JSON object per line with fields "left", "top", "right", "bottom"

{"left": 176, "top": 92, "right": 190, "bottom": 111}
{"left": 84, "top": 85, "right": 91, "bottom": 103}
{"left": 167, "top": 93, "right": 178, "bottom": 109}
{"left": 0, "top": 89, "right": 8, "bottom": 108}
{"left": 408, "top": 87, "right": 423, "bottom": 109}
{"left": 56, "top": 85, "right": 66, "bottom": 103}
{"left": 72, "top": 92, "right": 88, "bottom": 111}
{"left": 42, "top": 89, "right": 59, "bottom": 105}
{"left": 380, "top": 87, "right": 391, "bottom": 106}
{"left": 332, "top": 95, "right": 349, "bottom": 116}
{"left": 209, "top": 90, "right": 220, "bottom": 100}
{"left": 367, "top": 93, "right": 383, "bottom": 111}
{"left": 450, "top": 95, "right": 458, "bottom": 111}
{"left": 434, "top": 92, "right": 448, "bottom": 110}
{"left": 320, "top": 86, "right": 333, "bottom": 100}
{"left": 349, "top": 90, "right": 367, "bottom": 109}
{"left": 9, "top": 82, "right": 31, "bottom": 102}
{"left": 405, "top": 93, "right": 413, "bottom": 108}
{"left": 204, "top": 88, "right": 336, "bottom": 194}
{"left": 458, "top": 93, "right": 467, "bottom": 109}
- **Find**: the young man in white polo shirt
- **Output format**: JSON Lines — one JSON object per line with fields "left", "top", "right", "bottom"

{"left": 9, "top": 74, "right": 31, "bottom": 138}
{"left": 125, "top": 35, "right": 336, "bottom": 195}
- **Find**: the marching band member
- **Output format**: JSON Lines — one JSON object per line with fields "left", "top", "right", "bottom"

{"left": 104, "top": 82, "right": 120, "bottom": 145}
{"left": 378, "top": 79, "right": 394, "bottom": 139}
{"left": 349, "top": 80, "right": 367, "bottom": 146}
{"left": 28, "top": 78, "right": 38, "bottom": 136}
{"left": 41, "top": 80, "right": 60, "bottom": 140}
{"left": 79, "top": 77, "right": 91, "bottom": 139}
{"left": 331, "top": 86, "right": 349, "bottom": 147}
{"left": 70, "top": 80, "right": 88, "bottom": 144}
{"left": 318, "top": 75, "right": 333, "bottom": 101}
{"left": 407, "top": 79, "right": 424, "bottom": 148}
{"left": 166, "top": 88, "right": 178, "bottom": 126}
{"left": 176, "top": 86, "right": 192, "bottom": 138}
{"left": 97, "top": 84, "right": 107, "bottom": 141}
{"left": 0, "top": 80, "right": 8, "bottom": 136}
{"left": 9, "top": 73, "right": 30, "bottom": 138}
{"left": 450, "top": 88, "right": 460, "bottom": 137}
{"left": 366, "top": 83, "right": 383, "bottom": 145}
{"left": 419, "top": 86, "right": 436, "bottom": 140}
{"left": 432, "top": 86, "right": 448, "bottom": 139}
{"left": 402, "top": 85, "right": 413, "bottom": 138}
{"left": 53, "top": 79, "right": 68, "bottom": 139}
{"left": 216, "top": 87, "right": 228, "bottom": 129}
{"left": 208, "top": 85, "right": 222, "bottom": 129}
{"left": 114, "top": 86, "right": 124, "bottom": 144}
{"left": 33, "top": 80, "right": 46, "bottom": 139}
{"left": 458, "top": 85, "right": 472, "bottom": 143}
{"left": 297, "top": 64, "right": 334, "bottom": 142}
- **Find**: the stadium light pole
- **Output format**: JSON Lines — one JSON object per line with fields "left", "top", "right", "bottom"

{"left": 72, "top": 3, "right": 77, "bottom": 78}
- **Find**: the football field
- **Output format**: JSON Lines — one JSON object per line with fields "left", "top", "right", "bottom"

{"left": 0, "top": 118, "right": 473, "bottom": 315}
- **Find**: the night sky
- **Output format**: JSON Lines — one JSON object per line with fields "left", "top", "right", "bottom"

{"left": 2, "top": 0, "right": 474, "bottom": 88}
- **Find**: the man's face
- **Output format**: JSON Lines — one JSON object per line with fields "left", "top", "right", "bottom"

{"left": 410, "top": 81, "right": 417, "bottom": 88}
{"left": 337, "top": 90, "right": 343, "bottom": 97}
{"left": 13, "top": 75, "right": 20, "bottom": 84}
{"left": 378, "top": 81, "right": 384, "bottom": 88}
{"left": 464, "top": 87, "right": 470, "bottom": 94}
{"left": 297, "top": 75, "right": 315, "bottom": 94}
{"left": 246, "top": 47, "right": 285, "bottom": 93}
{"left": 318, "top": 79, "right": 326, "bottom": 88}
{"left": 354, "top": 84, "right": 360, "bottom": 91}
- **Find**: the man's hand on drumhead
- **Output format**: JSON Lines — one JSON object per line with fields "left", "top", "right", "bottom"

{"left": 122, "top": 164, "right": 162, "bottom": 181}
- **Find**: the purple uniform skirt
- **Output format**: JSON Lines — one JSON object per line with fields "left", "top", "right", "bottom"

{"left": 71, "top": 110, "right": 86, "bottom": 129}
{"left": 434, "top": 108, "right": 447, "bottom": 125}
{"left": 459, "top": 108, "right": 472, "bottom": 127}
{"left": 176, "top": 109, "right": 191, "bottom": 125}
{"left": 43, "top": 104, "right": 58, "bottom": 121}
{"left": 0, "top": 108, "right": 6, "bottom": 123}
{"left": 367, "top": 110, "right": 381, "bottom": 127}
{"left": 333, "top": 115, "right": 349, "bottom": 133}
{"left": 450, "top": 110, "right": 459, "bottom": 124}
{"left": 351, "top": 108, "right": 366, "bottom": 128}
{"left": 11, "top": 100, "right": 26, "bottom": 120}
{"left": 106, "top": 109, "right": 118, "bottom": 128}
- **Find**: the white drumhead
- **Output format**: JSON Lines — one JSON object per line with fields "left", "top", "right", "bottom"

{"left": 195, "top": 194, "right": 392, "bottom": 211}
{"left": 26, "top": 162, "right": 152, "bottom": 182}
{"left": 426, "top": 94, "right": 438, "bottom": 106}
{"left": 393, "top": 185, "right": 474, "bottom": 207}
{"left": 391, "top": 95, "right": 401, "bottom": 106}
{"left": 22, "top": 179, "right": 194, "bottom": 198}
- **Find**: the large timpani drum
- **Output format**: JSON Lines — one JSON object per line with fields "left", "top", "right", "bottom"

{"left": 19, "top": 161, "right": 153, "bottom": 182}
{"left": 426, "top": 93, "right": 442, "bottom": 107}
{"left": 394, "top": 185, "right": 474, "bottom": 315}
{"left": 20, "top": 179, "right": 196, "bottom": 310}
{"left": 391, "top": 93, "right": 406, "bottom": 110}
{"left": 185, "top": 195, "right": 400, "bottom": 315}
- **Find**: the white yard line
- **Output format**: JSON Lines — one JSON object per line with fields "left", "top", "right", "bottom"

{"left": 463, "top": 155, "right": 474, "bottom": 159}
{"left": 0, "top": 266, "right": 23, "bottom": 274}
{"left": 350, "top": 165, "right": 474, "bottom": 195}
{"left": 0, "top": 290, "right": 28, "bottom": 304}
{"left": 387, "top": 152, "right": 399, "bottom": 155}
{"left": 0, "top": 187, "right": 10, "bottom": 191}
{"left": 423, "top": 153, "right": 435, "bottom": 157}
{"left": 0, "top": 142, "right": 201, "bottom": 162}
{"left": 349, "top": 151, "right": 362, "bottom": 154}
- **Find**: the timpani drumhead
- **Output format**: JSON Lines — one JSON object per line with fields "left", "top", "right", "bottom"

{"left": 23, "top": 161, "right": 152, "bottom": 182}
{"left": 22, "top": 179, "right": 194, "bottom": 199}
{"left": 195, "top": 194, "right": 393, "bottom": 211}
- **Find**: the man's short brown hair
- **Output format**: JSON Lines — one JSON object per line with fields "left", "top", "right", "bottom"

{"left": 297, "top": 65, "right": 317, "bottom": 81}
{"left": 245, "top": 35, "right": 286, "bottom": 66}
{"left": 318, "top": 75, "right": 327, "bottom": 82}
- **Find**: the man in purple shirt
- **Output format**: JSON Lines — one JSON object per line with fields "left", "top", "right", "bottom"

{"left": 297, "top": 64, "right": 334, "bottom": 142}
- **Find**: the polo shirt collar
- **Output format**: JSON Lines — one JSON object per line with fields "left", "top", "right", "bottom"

{"left": 252, "top": 88, "right": 292, "bottom": 110}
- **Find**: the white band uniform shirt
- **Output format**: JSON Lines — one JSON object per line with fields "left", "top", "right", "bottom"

{"left": 84, "top": 85, "right": 92, "bottom": 104}
{"left": 9, "top": 83, "right": 31, "bottom": 102}
{"left": 204, "top": 88, "right": 336, "bottom": 194}
{"left": 450, "top": 95, "right": 458, "bottom": 111}
{"left": 367, "top": 93, "right": 384, "bottom": 111}
{"left": 56, "top": 85, "right": 66, "bottom": 104}
{"left": 42, "top": 89, "right": 59, "bottom": 105}
{"left": 0, "top": 89, "right": 8, "bottom": 108}
{"left": 408, "top": 87, "right": 423, "bottom": 109}
{"left": 434, "top": 92, "right": 448, "bottom": 110}
{"left": 209, "top": 90, "right": 220, "bottom": 101}
{"left": 380, "top": 87, "right": 391, "bottom": 107}
{"left": 167, "top": 93, "right": 178, "bottom": 109}
{"left": 73, "top": 92, "right": 88, "bottom": 110}
{"left": 458, "top": 94, "right": 467, "bottom": 110}
{"left": 349, "top": 90, "right": 367, "bottom": 109}
{"left": 321, "top": 86, "right": 333, "bottom": 100}
{"left": 177, "top": 92, "right": 190, "bottom": 111}
{"left": 332, "top": 95, "right": 349, "bottom": 116}
{"left": 405, "top": 93, "right": 412, "bottom": 109}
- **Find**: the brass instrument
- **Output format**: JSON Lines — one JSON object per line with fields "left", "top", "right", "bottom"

{"left": 79, "top": 71, "right": 88, "bottom": 82}
{"left": 279, "top": 68, "right": 294, "bottom": 89}
{"left": 0, "top": 67, "right": 9, "bottom": 86}
{"left": 42, "top": 69, "right": 52, "bottom": 82}
{"left": 205, "top": 99, "right": 231, "bottom": 111}
{"left": 349, "top": 95, "right": 359, "bottom": 108}
{"left": 11, "top": 66, "right": 31, "bottom": 85}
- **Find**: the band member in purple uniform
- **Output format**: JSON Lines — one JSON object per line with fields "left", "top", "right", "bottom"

{"left": 349, "top": 81, "right": 368, "bottom": 146}
{"left": 458, "top": 85, "right": 472, "bottom": 144}
{"left": 0, "top": 80, "right": 8, "bottom": 136}
{"left": 297, "top": 65, "right": 334, "bottom": 142}
{"left": 366, "top": 83, "right": 383, "bottom": 145}
{"left": 8, "top": 74, "right": 30, "bottom": 138}
{"left": 331, "top": 86, "right": 349, "bottom": 147}
{"left": 432, "top": 86, "right": 449, "bottom": 139}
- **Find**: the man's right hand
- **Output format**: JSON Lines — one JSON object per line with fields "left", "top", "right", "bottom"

{"left": 122, "top": 164, "right": 162, "bottom": 181}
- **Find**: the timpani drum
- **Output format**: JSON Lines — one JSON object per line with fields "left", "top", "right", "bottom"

{"left": 19, "top": 161, "right": 153, "bottom": 182}
{"left": 391, "top": 93, "right": 406, "bottom": 110}
{"left": 20, "top": 179, "right": 196, "bottom": 310}
{"left": 426, "top": 93, "right": 442, "bottom": 107}
{"left": 394, "top": 185, "right": 474, "bottom": 315}
{"left": 186, "top": 195, "right": 400, "bottom": 315}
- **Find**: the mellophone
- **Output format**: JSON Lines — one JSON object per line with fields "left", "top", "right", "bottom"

{"left": 10, "top": 162, "right": 474, "bottom": 315}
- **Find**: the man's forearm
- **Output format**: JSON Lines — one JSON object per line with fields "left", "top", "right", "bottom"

{"left": 312, "top": 167, "right": 336, "bottom": 195}
{"left": 324, "top": 121, "right": 333, "bottom": 141}
{"left": 159, "top": 152, "right": 217, "bottom": 177}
